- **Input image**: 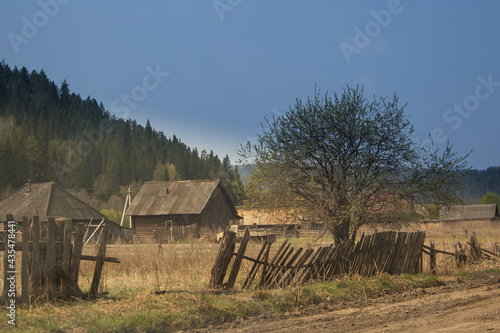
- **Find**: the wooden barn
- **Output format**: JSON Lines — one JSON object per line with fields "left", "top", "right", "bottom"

{"left": 440, "top": 204, "right": 499, "bottom": 221}
{"left": 126, "top": 179, "right": 242, "bottom": 238}
{"left": 0, "top": 182, "right": 124, "bottom": 241}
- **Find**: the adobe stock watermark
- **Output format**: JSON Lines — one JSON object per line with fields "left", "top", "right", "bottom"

{"left": 52, "top": 64, "right": 170, "bottom": 182}
{"left": 5, "top": 220, "right": 17, "bottom": 326}
{"left": 7, "top": 0, "right": 70, "bottom": 54}
{"left": 213, "top": 0, "right": 243, "bottom": 22}
{"left": 339, "top": 0, "right": 404, "bottom": 64}
{"left": 417, "top": 74, "right": 499, "bottom": 153}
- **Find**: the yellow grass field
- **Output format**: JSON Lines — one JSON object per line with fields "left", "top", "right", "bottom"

{"left": 0, "top": 220, "right": 499, "bottom": 332}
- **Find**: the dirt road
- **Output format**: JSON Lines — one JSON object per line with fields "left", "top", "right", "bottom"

{"left": 197, "top": 278, "right": 500, "bottom": 333}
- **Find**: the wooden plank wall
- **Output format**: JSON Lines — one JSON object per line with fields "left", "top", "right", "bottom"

{"left": 1, "top": 215, "right": 119, "bottom": 304}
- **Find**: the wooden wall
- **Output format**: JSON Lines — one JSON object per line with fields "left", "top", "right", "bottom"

{"left": 199, "top": 185, "right": 235, "bottom": 230}
{"left": 131, "top": 185, "right": 238, "bottom": 238}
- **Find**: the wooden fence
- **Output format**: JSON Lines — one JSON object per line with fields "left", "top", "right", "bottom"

{"left": 210, "top": 230, "right": 426, "bottom": 290}
{"left": 423, "top": 232, "right": 500, "bottom": 274}
{"left": 153, "top": 223, "right": 199, "bottom": 243}
{"left": 1, "top": 214, "right": 120, "bottom": 305}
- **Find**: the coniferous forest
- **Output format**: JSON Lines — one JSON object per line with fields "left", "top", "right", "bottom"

{"left": 0, "top": 61, "right": 498, "bottom": 208}
{"left": 0, "top": 62, "right": 246, "bottom": 206}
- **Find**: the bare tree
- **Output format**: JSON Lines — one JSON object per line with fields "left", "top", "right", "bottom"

{"left": 240, "top": 86, "right": 469, "bottom": 245}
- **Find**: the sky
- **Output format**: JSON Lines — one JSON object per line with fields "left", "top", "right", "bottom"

{"left": 1, "top": 0, "right": 499, "bottom": 170}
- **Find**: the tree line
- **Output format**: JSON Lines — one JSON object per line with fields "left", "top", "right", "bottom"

{"left": 461, "top": 167, "right": 500, "bottom": 201}
{"left": 0, "top": 61, "right": 246, "bottom": 205}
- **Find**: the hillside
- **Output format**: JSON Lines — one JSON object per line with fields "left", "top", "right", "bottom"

{"left": 461, "top": 167, "right": 500, "bottom": 201}
{"left": 0, "top": 61, "right": 245, "bottom": 204}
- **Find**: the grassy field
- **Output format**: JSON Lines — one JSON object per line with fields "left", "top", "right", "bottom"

{"left": 1, "top": 225, "right": 499, "bottom": 332}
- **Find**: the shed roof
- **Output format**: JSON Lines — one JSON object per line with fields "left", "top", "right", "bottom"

{"left": 440, "top": 204, "right": 499, "bottom": 220}
{"left": 126, "top": 179, "right": 240, "bottom": 217}
{"left": 0, "top": 182, "right": 106, "bottom": 221}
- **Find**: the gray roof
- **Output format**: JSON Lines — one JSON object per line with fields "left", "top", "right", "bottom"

{"left": 0, "top": 182, "right": 106, "bottom": 221}
{"left": 440, "top": 204, "right": 499, "bottom": 220}
{"left": 127, "top": 179, "right": 240, "bottom": 217}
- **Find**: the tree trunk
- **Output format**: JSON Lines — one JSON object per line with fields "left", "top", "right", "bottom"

{"left": 331, "top": 219, "right": 350, "bottom": 247}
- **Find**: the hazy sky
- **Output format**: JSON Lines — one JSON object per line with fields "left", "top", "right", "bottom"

{"left": 1, "top": 1, "right": 499, "bottom": 169}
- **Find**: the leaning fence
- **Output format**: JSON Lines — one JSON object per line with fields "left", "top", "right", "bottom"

{"left": 1, "top": 214, "right": 120, "bottom": 306}
{"left": 210, "top": 230, "right": 426, "bottom": 290}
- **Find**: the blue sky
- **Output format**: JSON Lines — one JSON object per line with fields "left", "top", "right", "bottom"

{"left": 1, "top": 1, "right": 499, "bottom": 169}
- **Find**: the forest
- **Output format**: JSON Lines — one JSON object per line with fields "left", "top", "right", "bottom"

{"left": 0, "top": 61, "right": 498, "bottom": 211}
{"left": 0, "top": 61, "right": 246, "bottom": 207}
{"left": 462, "top": 166, "right": 500, "bottom": 201}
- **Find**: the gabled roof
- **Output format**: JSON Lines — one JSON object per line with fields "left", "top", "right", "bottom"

{"left": 126, "top": 179, "right": 240, "bottom": 217}
{"left": 440, "top": 204, "right": 499, "bottom": 221}
{"left": 0, "top": 182, "right": 106, "bottom": 221}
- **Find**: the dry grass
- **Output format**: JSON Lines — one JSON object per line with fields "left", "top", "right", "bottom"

{"left": 1, "top": 224, "right": 499, "bottom": 332}
{"left": 77, "top": 241, "right": 222, "bottom": 294}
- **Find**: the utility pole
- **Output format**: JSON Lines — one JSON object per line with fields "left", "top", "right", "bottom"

{"left": 120, "top": 186, "right": 132, "bottom": 227}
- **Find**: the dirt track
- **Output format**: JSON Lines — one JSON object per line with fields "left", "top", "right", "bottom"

{"left": 195, "top": 277, "right": 500, "bottom": 333}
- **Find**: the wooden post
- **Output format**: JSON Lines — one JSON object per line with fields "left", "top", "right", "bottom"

{"left": 21, "top": 216, "right": 29, "bottom": 304}
{"left": 226, "top": 229, "right": 250, "bottom": 289}
{"left": 455, "top": 242, "right": 467, "bottom": 267}
{"left": 60, "top": 220, "right": 72, "bottom": 299}
{"left": 45, "top": 217, "right": 57, "bottom": 300}
{"left": 83, "top": 219, "right": 92, "bottom": 244}
{"left": 31, "top": 216, "right": 41, "bottom": 299}
{"left": 120, "top": 186, "right": 131, "bottom": 227}
{"left": 89, "top": 225, "right": 110, "bottom": 299}
{"left": 209, "top": 231, "right": 236, "bottom": 288}
{"left": 469, "top": 232, "right": 482, "bottom": 262}
{"left": 84, "top": 219, "right": 104, "bottom": 246}
{"left": 429, "top": 240, "right": 436, "bottom": 275}
{"left": 70, "top": 223, "right": 85, "bottom": 286}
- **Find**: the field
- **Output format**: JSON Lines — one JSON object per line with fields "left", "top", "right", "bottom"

{"left": 1, "top": 221, "right": 500, "bottom": 332}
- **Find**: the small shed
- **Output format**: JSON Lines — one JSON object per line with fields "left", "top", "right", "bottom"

{"left": 0, "top": 182, "right": 124, "bottom": 240}
{"left": 440, "top": 204, "right": 499, "bottom": 221}
{"left": 126, "top": 179, "right": 242, "bottom": 237}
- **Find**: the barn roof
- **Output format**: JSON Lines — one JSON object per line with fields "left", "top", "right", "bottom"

{"left": 440, "top": 204, "right": 499, "bottom": 220}
{"left": 0, "top": 182, "right": 106, "bottom": 221}
{"left": 126, "top": 179, "right": 240, "bottom": 217}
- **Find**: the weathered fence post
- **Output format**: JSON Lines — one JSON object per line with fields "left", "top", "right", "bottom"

{"left": 455, "top": 243, "right": 467, "bottom": 267}
{"left": 429, "top": 241, "right": 436, "bottom": 275}
{"left": 21, "top": 216, "right": 29, "bottom": 304}
{"left": 45, "top": 217, "right": 57, "bottom": 300}
{"left": 31, "top": 216, "right": 41, "bottom": 299}
{"left": 71, "top": 223, "right": 85, "bottom": 285}
{"left": 468, "top": 232, "right": 482, "bottom": 262}
{"left": 226, "top": 229, "right": 250, "bottom": 289}
{"left": 89, "top": 224, "right": 110, "bottom": 299}
{"left": 60, "top": 220, "right": 72, "bottom": 299}
{"left": 209, "top": 231, "right": 236, "bottom": 288}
